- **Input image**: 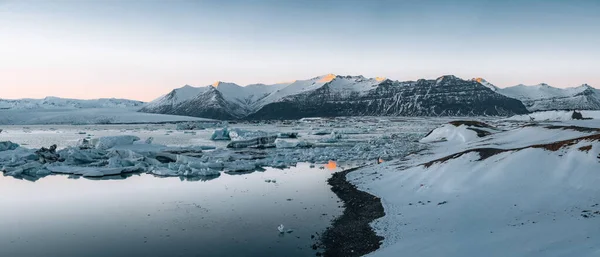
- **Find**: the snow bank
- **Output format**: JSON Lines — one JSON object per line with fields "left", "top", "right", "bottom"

{"left": 419, "top": 124, "right": 480, "bottom": 143}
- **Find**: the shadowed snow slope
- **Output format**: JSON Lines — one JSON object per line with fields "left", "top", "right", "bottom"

{"left": 349, "top": 120, "right": 600, "bottom": 257}
{"left": 497, "top": 83, "right": 600, "bottom": 111}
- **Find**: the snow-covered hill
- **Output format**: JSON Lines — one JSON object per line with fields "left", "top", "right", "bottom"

{"left": 350, "top": 119, "right": 600, "bottom": 257}
{"left": 470, "top": 80, "right": 600, "bottom": 112}
{"left": 0, "top": 97, "right": 144, "bottom": 110}
{"left": 142, "top": 74, "right": 530, "bottom": 120}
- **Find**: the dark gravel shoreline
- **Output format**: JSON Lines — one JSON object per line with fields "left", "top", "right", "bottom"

{"left": 319, "top": 167, "right": 385, "bottom": 257}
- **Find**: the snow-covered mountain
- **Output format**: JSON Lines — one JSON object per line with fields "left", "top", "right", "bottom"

{"left": 471, "top": 78, "right": 499, "bottom": 91}
{"left": 470, "top": 79, "right": 600, "bottom": 112}
{"left": 497, "top": 83, "right": 600, "bottom": 111}
{"left": 0, "top": 97, "right": 144, "bottom": 110}
{"left": 139, "top": 81, "right": 290, "bottom": 119}
{"left": 141, "top": 74, "right": 529, "bottom": 120}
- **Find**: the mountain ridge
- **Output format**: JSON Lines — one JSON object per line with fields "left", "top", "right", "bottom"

{"left": 0, "top": 96, "right": 144, "bottom": 110}
{"left": 477, "top": 80, "right": 600, "bottom": 112}
{"left": 140, "top": 74, "right": 532, "bottom": 120}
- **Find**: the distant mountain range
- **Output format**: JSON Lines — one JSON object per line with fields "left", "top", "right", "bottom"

{"left": 4, "top": 75, "right": 598, "bottom": 120}
{"left": 474, "top": 78, "right": 600, "bottom": 111}
{"left": 0, "top": 97, "right": 144, "bottom": 110}
{"left": 140, "top": 74, "right": 534, "bottom": 119}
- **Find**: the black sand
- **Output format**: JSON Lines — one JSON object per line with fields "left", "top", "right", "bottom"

{"left": 320, "top": 167, "right": 385, "bottom": 257}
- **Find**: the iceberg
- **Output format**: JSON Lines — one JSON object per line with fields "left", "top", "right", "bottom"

{"left": 210, "top": 128, "right": 231, "bottom": 140}
{"left": 0, "top": 141, "right": 19, "bottom": 152}
{"left": 275, "top": 139, "right": 312, "bottom": 148}
{"left": 277, "top": 132, "right": 299, "bottom": 138}
{"left": 95, "top": 135, "right": 140, "bottom": 150}
{"left": 226, "top": 135, "right": 277, "bottom": 149}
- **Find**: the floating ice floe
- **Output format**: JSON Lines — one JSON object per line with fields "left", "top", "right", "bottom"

{"left": 1, "top": 117, "right": 430, "bottom": 180}
{"left": 311, "top": 129, "right": 332, "bottom": 136}
{"left": 1, "top": 136, "right": 218, "bottom": 179}
{"left": 211, "top": 127, "right": 272, "bottom": 141}
{"left": 210, "top": 128, "right": 231, "bottom": 140}
{"left": 277, "top": 132, "right": 298, "bottom": 138}
{"left": 176, "top": 121, "right": 221, "bottom": 130}
{"left": 227, "top": 135, "right": 277, "bottom": 149}
{"left": 275, "top": 139, "right": 312, "bottom": 148}
{"left": 318, "top": 132, "right": 345, "bottom": 143}
{"left": 0, "top": 141, "right": 19, "bottom": 151}
{"left": 77, "top": 135, "right": 141, "bottom": 150}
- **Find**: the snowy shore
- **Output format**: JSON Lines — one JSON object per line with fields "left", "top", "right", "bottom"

{"left": 347, "top": 112, "right": 600, "bottom": 257}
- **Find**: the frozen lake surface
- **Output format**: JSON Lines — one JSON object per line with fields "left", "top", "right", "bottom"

{"left": 1, "top": 164, "right": 347, "bottom": 257}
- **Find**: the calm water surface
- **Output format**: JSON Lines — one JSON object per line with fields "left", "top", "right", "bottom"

{"left": 0, "top": 163, "right": 345, "bottom": 257}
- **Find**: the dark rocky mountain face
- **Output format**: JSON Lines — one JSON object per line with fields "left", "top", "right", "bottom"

{"left": 246, "top": 76, "right": 529, "bottom": 120}
{"left": 141, "top": 75, "right": 530, "bottom": 120}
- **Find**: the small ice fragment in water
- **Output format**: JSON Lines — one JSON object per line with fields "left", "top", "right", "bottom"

{"left": 278, "top": 224, "right": 285, "bottom": 233}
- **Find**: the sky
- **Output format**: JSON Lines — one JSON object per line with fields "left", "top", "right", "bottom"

{"left": 1, "top": 0, "right": 599, "bottom": 101}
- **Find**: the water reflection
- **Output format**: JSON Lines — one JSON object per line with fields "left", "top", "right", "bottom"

{"left": 326, "top": 160, "right": 337, "bottom": 170}
{"left": 0, "top": 163, "right": 344, "bottom": 257}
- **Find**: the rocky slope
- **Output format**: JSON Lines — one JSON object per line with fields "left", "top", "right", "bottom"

{"left": 248, "top": 75, "right": 528, "bottom": 119}
{"left": 141, "top": 75, "right": 530, "bottom": 120}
